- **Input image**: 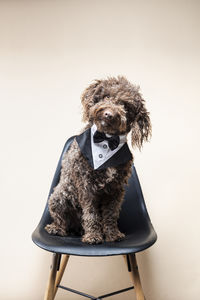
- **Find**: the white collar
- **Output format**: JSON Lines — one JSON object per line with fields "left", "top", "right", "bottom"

{"left": 91, "top": 124, "right": 127, "bottom": 143}
{"left": 91, "top": 124, "right": 127, "bottom": 169}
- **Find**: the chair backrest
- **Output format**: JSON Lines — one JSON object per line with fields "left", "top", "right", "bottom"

{"left": 118, "top": 165, "right": 152, "bottom": 234}
{"left": 38, "top": 136, "right": 153, "bottom": 235}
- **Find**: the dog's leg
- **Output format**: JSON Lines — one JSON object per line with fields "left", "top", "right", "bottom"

{"left": 101, "top": 190, "right": 125, "bottom": 242}
{"left": 80, "top": 194, "right": 103, "bottom": 244}
{"left": 45, "top": 186, "right": 69, "bottom": 236}
{"left": 45, "top": 218, "right": 67, "bottom": 237}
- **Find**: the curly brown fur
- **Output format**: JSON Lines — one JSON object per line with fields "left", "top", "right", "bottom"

{"left": 45, "top": 76, "right": 151, "bottom": 244}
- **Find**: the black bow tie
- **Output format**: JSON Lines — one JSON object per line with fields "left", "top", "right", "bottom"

{"left": 93, "top": 130, "right": 120, "bottom": 151}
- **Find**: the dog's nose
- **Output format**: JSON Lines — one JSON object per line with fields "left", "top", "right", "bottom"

{"left": 103, "top": 110, "right": 113, "bottom": 120}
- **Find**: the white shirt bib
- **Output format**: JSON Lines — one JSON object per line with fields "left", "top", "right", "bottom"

{"left": 91, "top": 124, "right": 127, "bottom": 170}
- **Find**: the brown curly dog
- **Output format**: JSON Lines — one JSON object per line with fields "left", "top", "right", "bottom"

{"left": 45, "top": 76, "right": 151, "bottom": 244}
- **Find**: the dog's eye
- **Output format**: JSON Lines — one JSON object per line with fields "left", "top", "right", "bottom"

{"left": 94, "top": 95, "right": 100, "bottom": 103}
{"left": 121, "top": 103, "right": 128, "bottom": 111}
{"left": 104, "top": 95, "right": 110, "bottom": 99}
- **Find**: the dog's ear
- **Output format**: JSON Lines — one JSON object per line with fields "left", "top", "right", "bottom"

{"left": 130, "top": 95, "right": 152, "bottom": 150}
{"left": 81, "top": 80, "right": 103, "bottom": 122}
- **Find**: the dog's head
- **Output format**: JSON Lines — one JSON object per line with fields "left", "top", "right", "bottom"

{"left": 81, "top": 76, "right": 151, "bottom": 149}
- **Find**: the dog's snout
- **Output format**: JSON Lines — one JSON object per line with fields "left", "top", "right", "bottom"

{"left": 103, "top": 110, "right": 113, "bottom": 120}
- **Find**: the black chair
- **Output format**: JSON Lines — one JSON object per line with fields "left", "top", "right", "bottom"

{"left": 32, "top": 136, "right": 157, "bottom": 300}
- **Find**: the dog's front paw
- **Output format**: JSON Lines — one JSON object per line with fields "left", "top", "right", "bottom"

{"left": 105, "top": 230, "right": 125, "bottom": 242}
{"left": 82, "top": 232, "right": 103, "bottom": 244}
{"left": 45, "top": 223, "right": 67, "bottom": 237}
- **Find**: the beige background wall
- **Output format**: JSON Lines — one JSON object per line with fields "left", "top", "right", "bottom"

{"left": 0, "top": 0, "right": 200, "bottom": 299}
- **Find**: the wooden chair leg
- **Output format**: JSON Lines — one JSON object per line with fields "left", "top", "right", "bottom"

{"left": 53, "top": 254, "right": 69, "bottom": 298}
{"left": 44, "top": 253, "right": 70, "bottom": 300}
{"left": 128, "top": 253, "right": 145, "bottom": 300}
{"left": 44, "top": 253, "right": 61, "bottom": 300}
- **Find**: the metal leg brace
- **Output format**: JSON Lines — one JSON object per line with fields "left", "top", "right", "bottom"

{"left": 58, "top": 284, "right": 134, "bottom": 299}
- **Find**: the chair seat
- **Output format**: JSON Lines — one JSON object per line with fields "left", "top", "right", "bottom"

{"left": 32, "top": 222, "right": 156, "bottom": 256}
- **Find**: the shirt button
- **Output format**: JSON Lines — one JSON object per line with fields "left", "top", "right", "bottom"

{"left": 103, "top": 144, "right": 107, "bottom": 149}
{"left": 99, "top": 154, "right": 103, "bottom": 158}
